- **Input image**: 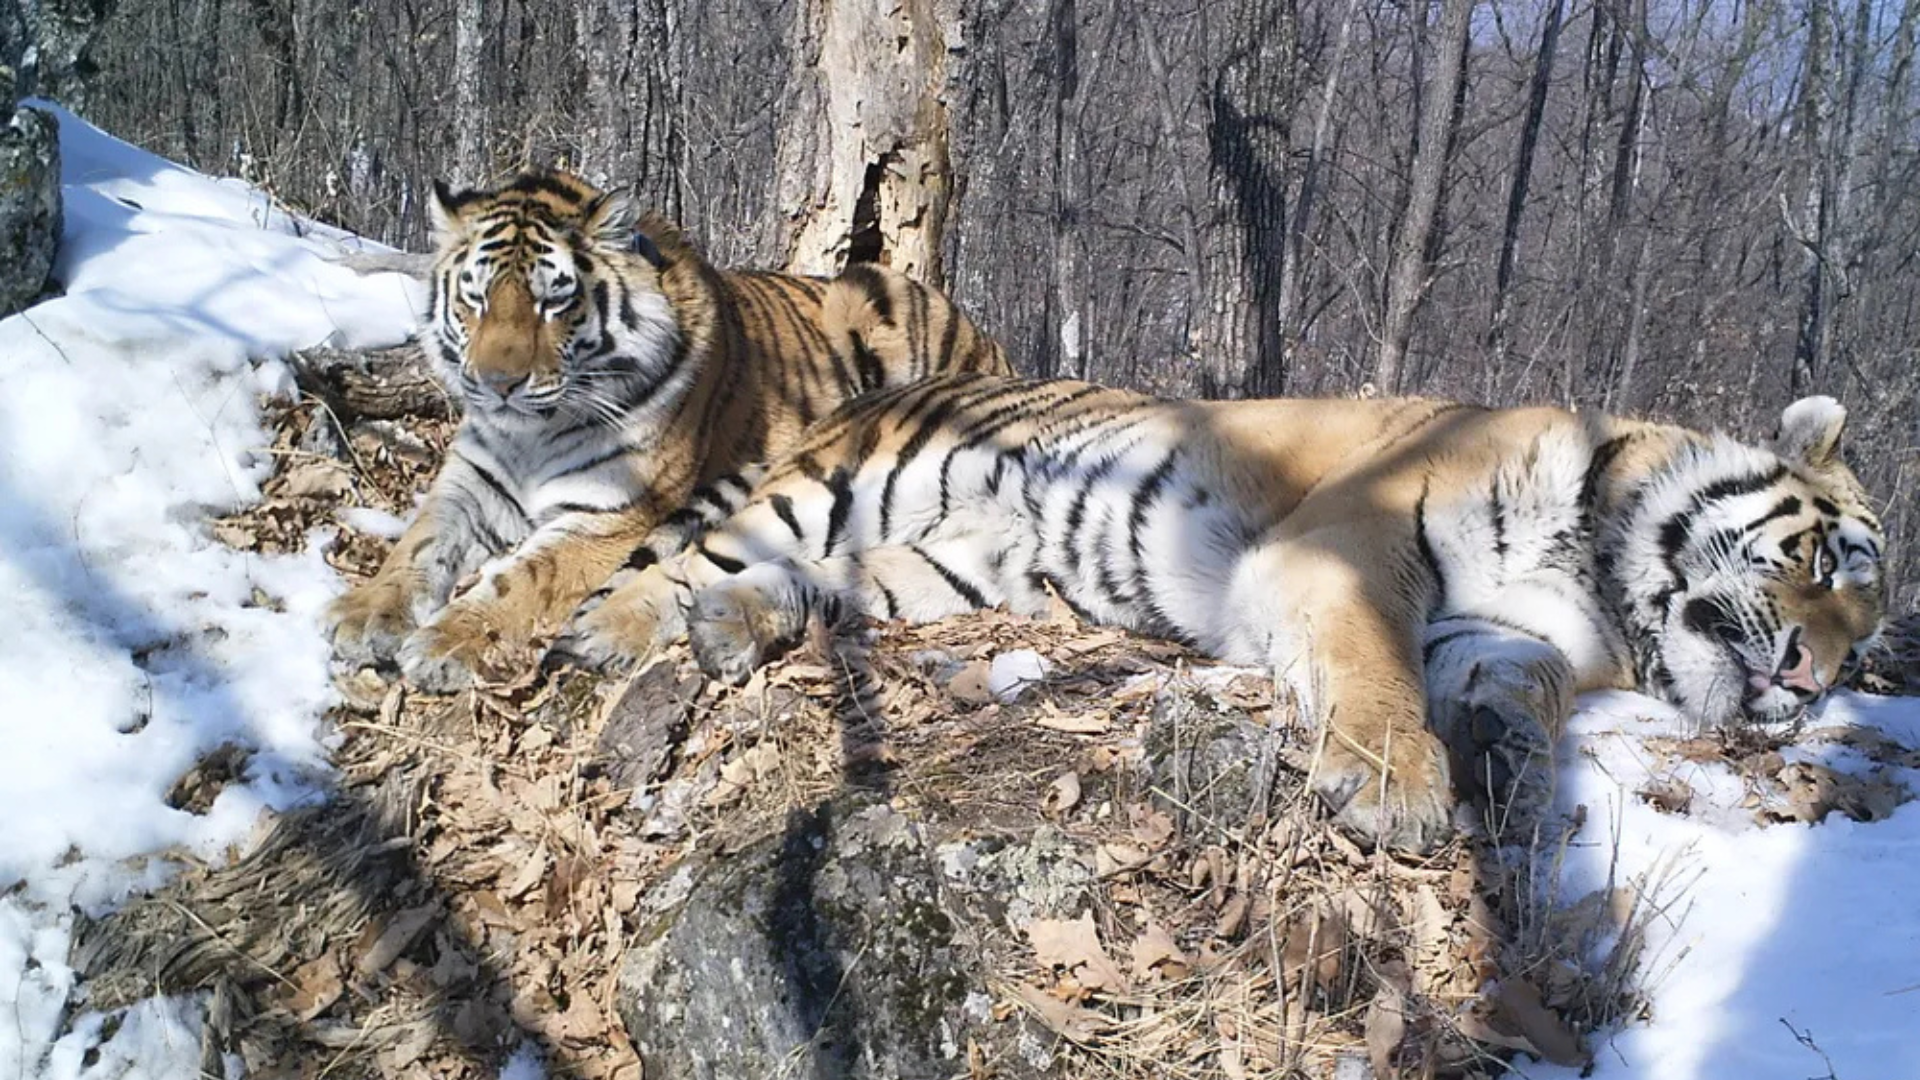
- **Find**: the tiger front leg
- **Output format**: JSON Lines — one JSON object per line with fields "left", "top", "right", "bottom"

{"left": 544, "top": 555, "right": 721, "bottom": 676}
{"left": 1422, "top": 618, "right": 1575, "bottom": 839}
{"left": 1241, "top": 531, "right": 1454, "bottom": 854}
{"left": 329, "top": 496, "right": 493, "bottom": 669}
{"left": 400, "top": 513, "right": 649, "bottom": 691}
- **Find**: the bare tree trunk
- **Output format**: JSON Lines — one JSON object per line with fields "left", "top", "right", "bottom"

{"left": 451, "top": 0, "right": 487, "bottom": 186}
{"left": 1277, "top": 0, "right": 1354, "bottom": 371}
{"left": 1374, "top": 0, "right": 1472, "bottom": 393}
{"left": 1790, "top": 0, "right": 1833, "bottom": 393}
{"left": 1047, "top": 0, "right": 1082, "bottom": 378}
{"left": 1486, "top": 0, "right": 1563, "bottom": 367}
{"left": 1790, "top": 0, "right": 1873, "bottom": 393}
{"left": 1189, "top": 0, "right": 1296, "bottom": 398}
{"left": 782, "top": 0, "right": 955, "bottom": 285}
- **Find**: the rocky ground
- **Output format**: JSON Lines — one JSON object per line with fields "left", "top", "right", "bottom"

{"left": 69, "top": 345, "right": 1920, "bottom": 1080}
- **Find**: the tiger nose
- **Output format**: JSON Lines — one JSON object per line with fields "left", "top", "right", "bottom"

{"left": 472, "top": 368, "right": 527, "bottom": 396}
{"left": 1772, "top": 632, "right": 1825, "bottom": 696}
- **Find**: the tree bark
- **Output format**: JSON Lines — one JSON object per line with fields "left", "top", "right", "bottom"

{"left": 1486, "top": 0, "right": 1563, "bottom": 367}
{"left": 1277, "top": 0, "right": 1354, "bottom": 372}
{"left": 1191, "top": 0, "right": 1297, "bottom": 398}
{"left": 451, "top": 0, "right": 487, "bottom": 186}
{"left": 1374, "top": 0, "right": 1472, "bottom": 394}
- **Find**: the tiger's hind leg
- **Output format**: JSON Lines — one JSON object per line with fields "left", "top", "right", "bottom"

{"left": 1422, "top": 617, "right": 1576, "bottom": 839}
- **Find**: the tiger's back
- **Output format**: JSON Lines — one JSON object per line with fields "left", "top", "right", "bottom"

{"left": 685, "top": 261, "right": 1008, "bottom": 484}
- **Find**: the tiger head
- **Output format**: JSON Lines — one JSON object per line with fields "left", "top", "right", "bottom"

{"left": 1619, "top": 396, "right": 1886, "bottom": 726}
{"left": 423, "top": 169, "right": 679, "bottom": 423}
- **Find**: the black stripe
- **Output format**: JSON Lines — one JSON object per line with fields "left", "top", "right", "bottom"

{"left": 914, "top": 546, "right": 987, "bottom": 608}
{"left": 1422, "top": 626, "right": 1492, "bottom": 665}
{"left": 1126, "top": 453, "right": 1179, "bottom": 560}
{"left": 461, "top": 455, "right": 531, "bottom": 525}
{"left": 874, "top": 577, "right": 900, "bottom": 621}
{"left": 1657, "top": 465, "right": 1791, "bottom": 579}
{"left": 460, "top": 504, "right": 511, "bottom": 554}
{"left": 1489, "top": 476, "right": 1508, "bottom": 561}
{"left": 1373, "top": 401, "right": 1479, "bottom": 458}
{"left": 1742, "top": 495, "right": 1803, "bottom": 535}
{"left": 565, "top": 440, "right": 641, "bottom": 476}
{"left": 937, "top": 293, "right": 962, "bottom": 375}
{"left": 769, "top": 493, "right": 805, "bottom": 540}
{"left": 542, "top": 501, "right": 614, "bottom": 519}
{"left": 880, "top": 395, "right": 968, "bottom": 536}
{"left": 1063, "top": 454, "right": 1122, "bottom": 573}
{"left": 823, "top": 467, "right": 855, "bottom": 556}
{"left": 695, "top": 542, "right": 746, "bottom": 574}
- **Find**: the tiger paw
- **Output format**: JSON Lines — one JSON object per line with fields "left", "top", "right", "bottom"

{"left": 1309, "top": 726, "right": 1453, "bottom": 855}
{"left": 328, "top": 581, "right": 418, "bottom": 668}
{"left": 397, "top": 606, "right": 494, "bottom": 692}
{"left": 544, "top": 569, "right": 688, "bottom": 676}
{"left": 686, "top": 575, "right": 806, "bottom": 685}
{"left": 1444, "top": 703, "right": 1554, "bottom": 839}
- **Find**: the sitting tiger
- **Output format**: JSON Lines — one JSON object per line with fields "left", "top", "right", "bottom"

{"left": 328, "top": 169, "right": 1009, "bottom": 690}
{"left": 549, "top": 374, "right": 1886, "bottom": 852}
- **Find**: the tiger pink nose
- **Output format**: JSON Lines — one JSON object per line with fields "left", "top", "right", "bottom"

{"left": 1774, "top": 640, "right": 1824, "bottom": 694}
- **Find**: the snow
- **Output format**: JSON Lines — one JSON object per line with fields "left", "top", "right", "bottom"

{"left": 0, "top": 103, "right": 1914, "bottom": 1080}
{"left": 1524, "top": 690, "right": 1920, "bottom": 1080}
{"left": 0, "top": 103, "right": 421, "bottom": 1077}
{"left": 989, "top": 648, "right": 1052, "bottom": 702}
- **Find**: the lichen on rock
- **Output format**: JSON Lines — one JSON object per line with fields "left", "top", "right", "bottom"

{"left": 0, "top": 101, "right": 61, "bottom": 318}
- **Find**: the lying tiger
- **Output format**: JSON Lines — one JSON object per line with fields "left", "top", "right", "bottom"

{"left": 550, "top": 374, "right": 1886, "bottom": 852}
{"left": 328, "top": 169, "right": 1009, "bottom": 689}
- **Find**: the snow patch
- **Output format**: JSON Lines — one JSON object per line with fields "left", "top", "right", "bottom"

{"left": 0, "top": 103, "right": 422, "bottom": 1077}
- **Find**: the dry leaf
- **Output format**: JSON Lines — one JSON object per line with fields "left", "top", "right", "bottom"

{"left": 282, "top": 953, "right": 344, "bottom": 1021}
{"left": 1492, "top": 976, "right": 1586, "bottom": 1066}
{"left": 1095, "top": 842, "right": 1149, "bottom": 877}
{"left": 354, "top": 904, "right": 441, "bottom": 980}
{"left": 502, "top": 845, "right": 550, "bottom": 900}
{"left": 1131, "top": 806, "right": 1176, "bottom": 848}
{"left": 283, "top": 459, "right": 355, "bottom": 498}
{"left": 211, "top": 521, "right": 257, "bottom": 549}
{"left": 1043, "top": 772, "right": 1082, "bottom": 818}
{"left": 1026, "top": 912, "right": 1128, "bottom": 994}
{"left": 1364, "top": 959, "right": 1411, "bottom": 1076}
{"left": 1281, "top": 905, "right": 1347, "bottom": 989}
{"left": 1769, "top": 761, "right": 1911, "bottom": 824}
{"left": 1213, "top": 893, "right": 1250, "bottom": 940}
{"left": 1006, "top": 982, "right": 1108, "bottom": 1042}
{"left": 1408, "top": 882, "right": 1450, "bottom": 981}
{"left": 1218, "top": 1042, "right": 1249, "bottom": 1080}
{"left": 1129, "top": 923, "right": 1190, "bottom": 981}
{"left": 1637, "top": 776, "right": 1693, "bottom": 814}
{"left": 948, "top": 660, "right": 994, "bottom": 705}
{"left": 1031, "top": 704, "right": 1111, "bottom": 734}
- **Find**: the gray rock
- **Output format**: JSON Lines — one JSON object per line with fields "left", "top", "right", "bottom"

{"left": 0, "top": 102, "right": 60, "bottom": 318}
{"left": 1143, "top": 676, "right": 1285, "bottom": 832}
{"left": 618, "top": 797, "right": 1030, "bottom": 1079}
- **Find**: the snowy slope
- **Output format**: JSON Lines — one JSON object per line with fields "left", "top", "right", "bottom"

{"left": 0, "top": 104, "right": 422, "bottom": 1078}
{"left": 1525, "top": 691, "right": 1920, "bottom": 1080}
{"left": 0, "top": 107, "right": 1915, "bottom": 1080}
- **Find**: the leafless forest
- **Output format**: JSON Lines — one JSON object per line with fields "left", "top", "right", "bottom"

{"left": 51, "top": 0, "right": 1920, "bottom": 601}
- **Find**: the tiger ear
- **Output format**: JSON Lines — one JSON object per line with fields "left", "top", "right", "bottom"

{"left": 1775, "top": 395, "right": 1847, "bottom": 470}
{"left": 428, "top": 179, "right": 471, "bottom": 245}
{"left": 582, "top": 187, "right": 637, "bottom": 247}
